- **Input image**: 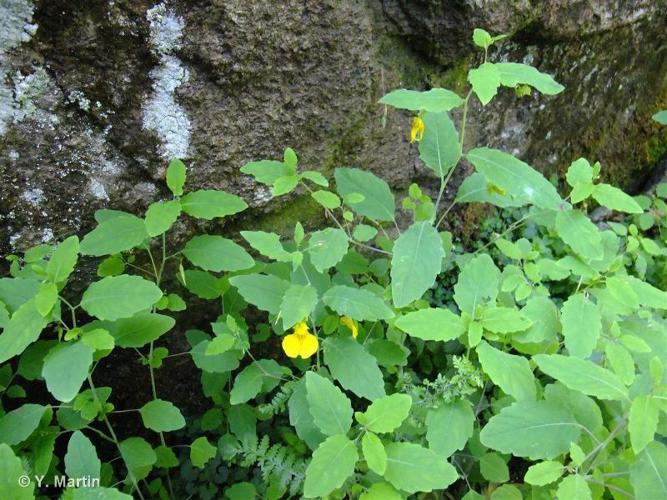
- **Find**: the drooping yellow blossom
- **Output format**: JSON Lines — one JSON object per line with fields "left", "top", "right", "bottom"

{"left": 282, "top": 320, "right": 319, "bottom": 359}
{"left": 410, "top": 116, "right": 425, "bottom": 143}
{"left": 340, "top": 316, "right": 358, "bottom": 339}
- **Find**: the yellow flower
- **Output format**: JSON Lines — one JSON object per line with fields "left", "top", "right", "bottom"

{"left": 340, "top": 316, "right": 358, "bottom": 339}
{"left": 410, "top": 116, "right": 425, "bottom": 143}
{"left": 282, "top": 320, "right": 319, "bottom": 359}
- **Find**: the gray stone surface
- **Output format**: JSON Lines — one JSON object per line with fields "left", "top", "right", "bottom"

{"left": 1, "top": 0, "right": 666, "bottom": 253}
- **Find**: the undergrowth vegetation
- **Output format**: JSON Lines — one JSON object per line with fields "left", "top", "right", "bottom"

{"left": 1, "top": 29, "right": 666, "bottom": 499}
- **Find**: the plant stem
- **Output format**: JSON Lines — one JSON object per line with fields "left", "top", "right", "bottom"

{"left": 87, "top": 374, "right": 145, "bottom": 500}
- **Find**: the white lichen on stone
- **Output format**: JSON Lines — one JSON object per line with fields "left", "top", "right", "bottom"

{"left": 142, "top": 3, "right": 191, "bottom": 160}
{"left": 0, "top": 0, "right": 36, "bottom": 135}
{"left": 21, "top": 187, "right": 45, "bottom": 206}
{"left": 89, "top": 179, "right": 110, "bottom": 200}
{"left": 67, "top": 90, "right": 91, "bottom": 111}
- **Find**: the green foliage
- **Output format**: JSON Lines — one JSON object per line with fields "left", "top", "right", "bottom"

{"left": 1, "top": 27, "right": 665, "bottom": 500}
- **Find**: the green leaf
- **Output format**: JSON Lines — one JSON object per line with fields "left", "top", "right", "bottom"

{"left": 166, "top": 158, "right": 187, "bottom": 196}
{"left": 280, "top": 284, "right": 318, "bottom": 329}
{"left": 288, "top": 379, "right": 326, "bottom": 450}
{"left": 230, "top": 359, "right": 283, "bottom": 404}
{"left": 229, "top": 274, "right": 291, "bottom": 315}
{"left": 356, "top": 393, "right": 411, "bottom": 432}
{"left": 99, "top": 312, "right": 175, "bottom": 348}
{"left": 455, "top": 172, "right": 522, "bottom": 208}
{"left": 524, "top": 461, "right": 564, "bottom": 486}
{"left": 384, "top": 442, "right": 458, "bottom": 493}
{"left": 140, "top": 399, "right": 186, "bottom": 432}
{"left": 240, "top": 231, "right": 291, "bottom": 261}
{"left": 43, "top": 342, "right": 93, "bottom": 402}
{"left": 495, "top": 62, "right": 564, "bottom": 95}
{"left": 426, "top": 400, "right": 474, "bottom": 458}
{"left": 0, "top": 404, "right": 47, "bottom": 445}
{"left": 555, "top": 209, "right": 603, "bottom": 261}
{"left": 334, "top": 168, "right": 395, "bottom": 222}
{"left": 653, "top": 109, "right": 667, "bottom": 124}
{"left": 241, "top": 159, "right": 292, "bottom": 185}
{"left": 391, "top": 222, "right": 444, "bottom": 307}
{"left": 418, "top": 111, "right": 461, "bottom": 176}
{"left": 480, "top": 400, "right": 580, "bottom": 459}
{"left": 0, "top": 278, "right": 40, "bottom": 314}
{"left": 180, "top": 190, "right": 247, "bottom": 220}
{"left": 183, "top": 235, "right": 254, "bottom": 272}
{"left": 566, "top": 158, "right": 593, "bottom": 187}
{"left": 466, "top": 148, "right": 563, "bottom": 211}
{"left": 308, "top": 228, "right": 349, "bottom": 273}
{"left": 359, "top": 483, "right": 402, "bottom": 500}
{"left": 81, "top": 275, "right": 162, "bottom": 321}
{"left": 480, "top": 306, "right": 532, "bottom": 333}
{"left": 0, "top": 444, "right": 33, "bottom": 499}
{"left": 630, "top": 441, "right": 667, "bottom": 500}
{"left": 556, "top": 475, "right": 591, "bottom": 500}
{"left": 303, "top": 434, "right": 358, "bottom": 498}
{"left": 225, "top": 483, "right": 256, "bottom": 500}
{"left": 34, "top": 282, "right": 58, "bottom": 316}
{"left": 119, "top": 437, "right": 156, "bottom": 480}
{"left": 80, "top": 213, "right": 148, "bottom": 256}
{"left": 604, "top": 342, "right": 635, "bottom": 386}
{"left": 454, "top": 254, "right": 500, "bottom": 314}
{"left": 560, "top": 294, "right": 601, "bottom": 358}
{"left": 190, "top": 341, "right": 241, "bottom": 374}
{"left": 272, "top": 175, "right": 300, "bottom": 196}
{"left": 395, "top": 307, "right": 465, "bottom": 341}
{"left": 301, "top": 170, "right": 329, "bottom": 187}
{"left": 144, "top": 200, "right": 181, "bottom": 237}
{"left": 533, "top": 354, "right": 628, "bottom": 401}
{"left": 592, "top": 183, "right": 643, "bottom": 213}
{"left": 362, "top": 432, "right": 386, "bottom": 474}
{"left": 323, "top": 337, "right": 385, "bottom": 401}
{"left": 628, "top": 394, "right": 660, "bottom": 454}
{"left": 476, "top": 341, "right": 536, "bottom": 401}
{"left": 190, "top": 436, "right": 217, "bottom": 468}
{"left": 0, "top": 300, "right": 49, "bottom": 364}
{"left": 353, "top": 224, "right": 377, "bottom": 242}
{"left": 65, "top": 431, "right": 101, "bottom": 480}
{"left": 379, "top": 88, "right": 465, "bottom": 112}
{"left": 323, "top": 285, "right": 394, "bottom": 321}
{"left": 305, "top": 371, "right": 353, "bottom": 436}
{"left": 311, "top": 190, "right": 341, "bottom": 209}
{"left": 46, "top": 235, "right": 79, "bottom": 283}
{"left": 469, "top": 63, "right": 501, "bottom": 105}
{"left": 480, "top": 452, "right": 509, "bottom": 483}
{"left": 81, "top": 328, "right": 115, "bottom": 351}
{"left": 473, "top": 28, "right": 493, "bottom": 49}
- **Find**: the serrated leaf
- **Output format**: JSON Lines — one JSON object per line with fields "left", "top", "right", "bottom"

{"left": 241, "top": 160, "right": 292, "bottom": 185}
{"left": 555, "top": 209, "right": 603, "bottom": 261}
{"left": 0, "top": 404, "right": 47, "bottom": 445}
{"left": 391, "top": 222, "right": 444, "bottom": 307}
{"left": 628, "top": 394, "right": 660, "bottom": 454}
{"left": 230, "top": 359, "right": 283, "bottom": 405}
{"left": 469, "top": 63, "right": 501, "bottom": 105}
{"left": 46, "top": 236, "right": 79, "bottom": 283}
{"left": 280, "top": 284, "right": 318, "bottom": 329}
{"left": 630, "top": 441, "right": 667, "bottom": 499}
{"left": 480, "top": 306, "right": 532, "bottom": 333}
{"left": 80, "top": 213, "right": 148, "bottom": 256}
{"left": 384, "top": 442, "right": 458, "bottom": 493}
{"left": 592, "top": 184, "right": 643, "bottom": 214}
{"left": 81, "top": 275, "right": 162, "bottom": 321}
{"left": 395, "top": 307, "right": 465, "bottom": 341}
{"left": 324, "top": 337, "right": 385, "bottom": 401}
{"left": 311, "top": 190, "right": 341, "bottom": 209}
{"left": 305, "top": 371, "right": 353, "bottom": 436}
{"left": 454, "top": 254, "right": 500, "bottom": 314}
{"left": 42, "top": 342, "right": 93, "bottom": 402}
{"left": 190, "top": 437, "right": 216, "bottom": 468}
{"left": 556, "top": 475, "right": 591, "bottom": 500}
{"left": 362, "top": 432, "right": 386, "bottom": 475}
{"left": 65, "top": 431, "right": 101, "bottom": 480}
{"left": 524, "top": 461, "right": 564, "bottom": 486}
{"left": 303, "top": 434, "right": 358, "bottom": 498}
{"left": 119, "top": 437, "right": 156, "bottom": 480}
{"left": 334, "top": 168, "right": 395, "bottom": 222}
{"left": 495, "top": 62, "right": 564, "bottom": 95}
{"left": 241, "top": 230, "right": 291, "bottom": 261}
{"left": 357, "top": 393, "right": 411, "bottom": 432}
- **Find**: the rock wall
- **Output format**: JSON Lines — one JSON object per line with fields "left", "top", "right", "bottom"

{"left": 1, "top": 0, "right": 666, "bottom": 254}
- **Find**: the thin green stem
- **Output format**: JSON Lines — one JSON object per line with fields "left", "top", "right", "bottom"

{"left": 87, "top": 374, "right": 145, "bottom": 500}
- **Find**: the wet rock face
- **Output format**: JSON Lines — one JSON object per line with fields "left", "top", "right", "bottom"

{"left": 0, "top": 0, "right": 666, "bottom": 253}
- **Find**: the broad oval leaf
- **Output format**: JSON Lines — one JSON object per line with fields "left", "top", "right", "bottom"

{"left": 418, "top": 111, "right": 461, "bottom": 177}
{"left": 323, "top": 337, "right": 385, "bottom": 401}
{"left": 144, "top": 200, "right": 181, "bottom": 237}
{"left": 384, "top": 442, "right": 458, "bottom": 493}
{"left": 305, "top": 371, "right": 353, "bottom": 436}
{"left": 480, "top": 400, "right": 580, "bottom": 459}
{"left": 65, "top": 431, "right": 101, "bottom": 480}
{"left": 0, "top": 300, "right": 49, "bottom": 364}
{"left": 453, "top": 254, "right": 500, "bottom": 314}
{"left": 555, "top": 209, "right": 603, "bottom": 261}
{"left": 592, "top": 184, "right": 642, "bottom": 214}
{"left": 308, "top": 228, "right": 349, "bottom": 273}
{"left": 280, "top": 284, "right": 318, "bottom": 330}
{"left": 630, "top": 441, "right": 667, "bottom": 500}
{"left": 362, "top": 432, "right": 386, "bottom": 475}
{"left": 240, "top": 230, "right": 291, "bottom": 261}
{"left": 80, "top": 213, "right": 148, "bottom": 256}
{"left": 495, "top": 62, "right": 564, "bottom": 95}
{"left": 395, "top": 307, "right": 465, "bottom": 341}
{"left": 560, "top": 294, "right": 601, "bottom": 358}
{"left": 334, "top": 168, "right": 395, "bottom": 222}
{"left": 0, "top": 404, "right": 47, "bottom": 445}
{"left": 303, "top": 434, "right": 358, "bottom": 498}
{"left": 476, "top": 341, "right": 536, "bottom": 401}
{"left": 96, "top": 313, "right": 175, "bottom": 348}
{"left": 323, "top": 285, "right": 394, "bottom": 321}
{"left": 379, "top": 88, "right": 465, "bottom": 112}
{"left": 426, "top": 400, "right": 475, "bottom": 458}
{"left": 391, "top": 222, "right": 444, "bottom": 308}
{"left": 533, "top": 354, "right": 629, "bottom": 401}
{"left": 180, "top": 190, "right": 247, "bottom": 220}
{"left": 357, "top": 393, "right": 411, "bottom": 433}
{"left": 139, "top": 399, "right": 186, "bottom": 432}
{"left": 229, "top": 273, "right": 291, "bottom": 315}
{"left": 42, "top": 342, "right": 94, "bottom": 402}
{"left": 183, "top": 235, "right": 254, "bottom": 272}
{"left": 81, "top": 275, "right": 162, "bottom": 321}
{"left": 46, "top": 236, "right": 79, "bottom": 283}
{"left": 466, "top": 148, "right": 563, "bottom": 211}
